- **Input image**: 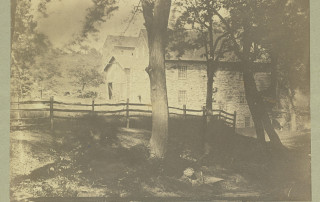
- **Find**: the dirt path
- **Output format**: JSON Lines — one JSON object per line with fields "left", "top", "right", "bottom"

{"left": 11, "top": 130, "right": 55, "bottom": 179}
{"left": 10, "top": 126, "right": 311, "bottom": 201}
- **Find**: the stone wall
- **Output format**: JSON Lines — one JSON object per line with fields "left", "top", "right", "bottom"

{"left": 165, "top": 60, "right": 272, "bottom": 128}
{"left": 104, "top": 58, "right": 272, "bottom": 128}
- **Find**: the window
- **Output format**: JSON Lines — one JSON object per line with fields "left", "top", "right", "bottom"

{"left": 178, "top": 66, "right": 187, "bottom": 79}
{"left": 239, "top": 72, "right": 243, "bottom": 80}
{"left": 108, "top": 83, "right": 113, "bottom": 100}
{"left": 226, "top": 90, "right": 233, "bottom": 102}
{"left": 178, "top": 90, "right": 187, "bottom": 104}
{"left": 239, "top": 92, "right": 246, "bottom": 104}
{"left": 245, "top": 116, "right": 251, "bottom": 128}
{"left": 119, "top": 83, "right": 126, "bottom": 100}
{"left": 226, "top": 95, "right": 233, "bottom": 102}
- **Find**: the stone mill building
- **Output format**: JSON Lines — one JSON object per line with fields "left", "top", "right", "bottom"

{"left": 101, "top": 29, "right": 273, "bottom": 129}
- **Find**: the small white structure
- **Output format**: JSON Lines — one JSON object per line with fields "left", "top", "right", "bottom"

{"left": 101, "top": 30, "right": 276, "bottom": 128}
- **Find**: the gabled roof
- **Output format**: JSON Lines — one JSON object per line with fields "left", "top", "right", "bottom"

{"left": 103, "top": 35, "right": 138, "bottom": 49}
{"left": 103, "top": 29, "right": 148, "bottom": 50}
{"left": 104, "top": 56, "right": 116, "bottom": 72}
{"left": 165, "top": 60, "right": 272, "bottom": 72}
{"left": 104, "top": 55, "right": 148, "bottom": 72}
{"left": 166, "top": 29, "right": 240, "bottom": 62}
{"left": 102, "top": 29, "right": 269, "bottom": 70}
{"left": 138, "top": 29, "right": 148, "bottom": 41}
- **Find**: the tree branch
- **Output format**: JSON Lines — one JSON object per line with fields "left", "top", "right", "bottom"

{"left": 212, "top": 8, "right": 245, "bottom": 62}
{"left": 189, "top": 4, "right": 209, "bottom": 29}
{"left": 212, "top": 32, "right": 228, "bottom": 59}
{"left": 215, "top": 38, "right": 228, "bottom": 62}
{"left": 141, "top": 0, "right": 154, "bottom": 51}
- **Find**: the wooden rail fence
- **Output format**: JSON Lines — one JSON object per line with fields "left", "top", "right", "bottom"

{"left": 10, "top": 97, "right": 237, "bottom": 132}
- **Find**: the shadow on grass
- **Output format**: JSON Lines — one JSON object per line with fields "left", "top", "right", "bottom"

{"left": 11, "top": 114, "right": 311, "bottom": 201}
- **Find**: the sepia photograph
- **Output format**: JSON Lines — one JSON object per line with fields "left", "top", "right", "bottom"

{"left": 10, "top": 0, "right": 311, "bottom": 201}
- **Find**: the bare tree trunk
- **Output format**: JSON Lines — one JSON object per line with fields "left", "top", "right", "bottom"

{"left": 202, "top": 17, "right": 228, "bottom": 154}
{"left": 270, "top": 50, "right": 279, "bottom": 100}
{"left": 147, "top": 38, "right": 169, "bottom": 158}
{"left": 212, "top": 7, "right": 283, "bottom": 147}
{"left": 206, "top": 11, "right": 215, "bottom": 111}
{"left": 206, "top": 66, "right": 214, "bottom": 111}
{"left": 11, "top": 0, "right": 17, "bottom": 46}
{"left": 243, "top": 65, "right": 282, "bottom": 145}
{"left": 142, "top": 0, "right": 171, "bottom": 158}
{"left": 242, "top": 26, "right": 282, "bottom": 146}
{"left": 242, "top": 28, "right": 266, "bottom": 143}
{"left": 242, "top": 68, "right": 265, "bottom": 143}
{"left": 287, "top": 88, "right": 297, "bottom": 131}
{"left": 204, "top": 63, "right": 214, "bottom": 155}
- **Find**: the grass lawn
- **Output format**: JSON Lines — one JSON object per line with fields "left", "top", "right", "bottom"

{"left": 10, "top": 114, "right": 311, "bottom": 201}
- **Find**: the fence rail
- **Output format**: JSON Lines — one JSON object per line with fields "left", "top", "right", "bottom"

{"left": 10, "top": 97, "right": 236, "bottom": 132}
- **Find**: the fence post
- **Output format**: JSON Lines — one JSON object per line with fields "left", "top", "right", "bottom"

{"left": 92, "top": 100, "right": 95, "bottom": 113}
{"left": 17, "top": 96, "right": 21, "bottom": 120}
{"left": 183, "top": 104, "right": 186, "bottom": 118}
{"left": 126, "top": 98, "right": 130, "bottom": 128}
{"left": 233, "top": 111, "right": 237, "bottom": 131}
{"left": 50, "top": 96, "right": 54, "bottom": 133}
{"left": 202, "top": 106, "right": 206, "bottom": 128}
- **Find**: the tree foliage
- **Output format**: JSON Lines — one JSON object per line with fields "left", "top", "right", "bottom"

{"left": 222, "top": 0, "right": 309, "bottom": 94}
{"left": 38, "top": 0, "right": 119, "bottom": 39}
{"left": 11, "top": 0, "right": 52, "bottom": 98}
{"left": 170, "top": 0, "right": 228, "bottom": 58}
{"left": 68, "top": 66, "right": 104, "bottom": 92}
{"left": 169, "top": 0, "right": 233, "bottom": 114}
{"left": 210, "top": 0, "right": 309, "bottom": 143}
{"left": 82, "top": 0, "right": 119, "bottom": 38}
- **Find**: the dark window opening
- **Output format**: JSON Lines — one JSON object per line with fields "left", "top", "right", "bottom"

{"left": 239, "top": 92, "right": 246, "bottom": 104}
{"left": 108, "top": 83, "right": 113, "bottom": 100}
{"left": 245, "top": 116, "right": 251, "bottom": 128}
{"left": 239, "top": 72, "right": 243, "bottom": 80}
{"left": 178, "top": 66, "right": 187, "bottom": 79}
{"left": 178, "top": 90, "right": 187, "bottom": 104}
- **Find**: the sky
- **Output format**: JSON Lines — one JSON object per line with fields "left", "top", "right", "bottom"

{"left": 33, "top": 0, "right": 144, "bottom": 51}
{"left": 32, "top": 0, "right": 228, "bottom": 52}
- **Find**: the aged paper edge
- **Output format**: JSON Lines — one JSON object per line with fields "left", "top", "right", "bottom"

{"left": 0, "top": 0, "right": 319, "bottom": 201}
{"left": 0, "top": 0, "right": 10, "bottom": 201}
{"left": 311, "top": 0, "right": 320, "bottom": 201}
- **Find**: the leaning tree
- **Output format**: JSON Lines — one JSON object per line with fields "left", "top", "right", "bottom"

{"left": 212, "top": 0, "right": 308, "bottom": 146}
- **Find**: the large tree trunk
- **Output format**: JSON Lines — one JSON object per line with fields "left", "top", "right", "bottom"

{"left": 147, "top": 36, "right": 169, "bottom": 158}
{"left": 11, "top": 0, "right": 17, "bottom": 45}
{"left": 270, "top": 50, "right": 279, "bottom": 100}
{"left": 204, "top": 16, "right": 220, "bottom": 154}
{"left": 212, "top": 7, "right": 283, "bottom": 147}
{"left": 243, "top": 64, "right": 282, "bottom": 146}
{"left": 243, "top": 70, "right": 266, "bottom": 143}
{"left": 242, "top": 28, "right": 266, "bottom": 143}
{"left": 242, "top": 29, "right": 282, "bottom": 146}
{"left": 204, "top": 63, "right": 214, "bottom": 155}
{"left": 287, "top": 88, "right": 297, "bottom": 131}
{"left": 142, "top": 0, "right": 171, "bottom": 158}
{"left": 206, "top": 65, "right": 214, "bottom": 111}
{"left": 205, "top": 14, "right": 215, "bottom": 111}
